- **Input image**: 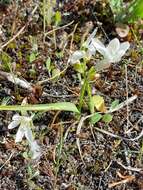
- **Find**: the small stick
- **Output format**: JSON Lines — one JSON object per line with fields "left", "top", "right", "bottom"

{"left": 37, "top": 64, "right": 69, "bottom": 85}
{"left": 70, "top": 23, "right": 78, "bottom": 51}
{"left": 76, "top": 116, "right": 86, "bottom": 166}
{"left": 108, "top": 95, "right": 137, "bottom": 113}
{"left": 0, "top": 70, "right": 33, "bottom": 91}
{"left": 125, "top": 64, "right": 129, "bottom": 131}
{"left": 45, "top": 21, "right": 74, "bottom": 36}
{"left": 117, "top": 161, "right": 142, "bottom": 172}
{"left": 0, "top": 151, "right": 15, "bottom": 170}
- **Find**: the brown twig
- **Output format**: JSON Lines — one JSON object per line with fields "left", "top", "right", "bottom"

{"left": 0, "top": 70, "right": 33, "bottom": 91}
{"left": 37, "top": 64, "right": 69, "bottom": 85}
{"left": 45, "top": 21, "right": 74, "bottom": 36}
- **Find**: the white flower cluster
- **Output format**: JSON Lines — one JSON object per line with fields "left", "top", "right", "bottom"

{"left": 8, "top": 99, "right": 41, "bottom": 159}
{"left": 68, "top": 29, "right": 130, "bottom": 71}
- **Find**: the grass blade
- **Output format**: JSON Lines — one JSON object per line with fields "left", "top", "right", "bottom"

{"left": 0, "top": 102, "right": 79, "bottom": 113}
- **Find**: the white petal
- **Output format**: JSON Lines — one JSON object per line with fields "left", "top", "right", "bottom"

{"left": 95, "top": 60, "right": 111, "bottom": 71}
{"left": 112, "top": 56, "right": 120, "bottom": 62}
{"left": 119, "top": 42, "right": 130, "bottom": 56}
{"left": 8, "top": 120, "right": 20, "bottom": 129}
{"left": 69, "top": 51, "right": 85, "bottom": 64}
{"left": 107, "top": 38, "right": 120, "bottom": 55}
{"left": 92, "top": 38, "right": 107, "bottom": 56}
{"left": 87, "top": 42, "right": 96, "bottom": 57}
{"left": 114, "top": 51, "right": 126, "bottom": 62}
{"left": 30, "top": 141, "right": 41, "bottom": 159}
{"left": 24, "top": 126, "right": 33, "bottom": 143}
{"left": 15, "top": 127, "right": 25, "bottom": 142}
{"left": 21, "top": 97, "right": 28, "bottom": 105}
{"left": 86, "top": 28, "right": 98, "bottom": 46}
{"left": 12, "top": 114, "right": 21, "bottom": 121}
{"left": 114, "top": 51, "right": 124, "bottom": 62}
{"left": 113, "top": 42, "right": 130, "bottom": 62}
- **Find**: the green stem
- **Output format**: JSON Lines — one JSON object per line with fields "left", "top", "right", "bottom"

{"left": 86, "top": 81, "right": 93, "bottom": 114}
{"left": 43, "top": 0, "right": 46, "bottom": 43}
{"left": 78, "top": 77, "right": 87, "bottom": 112}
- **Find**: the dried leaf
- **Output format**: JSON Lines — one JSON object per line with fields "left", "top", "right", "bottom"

{"left": 91, "top": 95, "right": 106, "bottom": 113}
{"left": 116, "top": 24, "right": 130, "bottom": 38}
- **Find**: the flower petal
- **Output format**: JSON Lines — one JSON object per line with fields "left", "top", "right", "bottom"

{"left": 69, "top": 50, "right": 85, "bottom": 64}
{"left": 92, "top": 38, "right": 107, "bottom": 56}
{"left": 8, "top": 120, "right": 20, "bottom": 129}
{"left": 119, "top": 41, "right": 130, "bottom": 56}
{"left": 30, "top": 140, "right": 41, "bottom": 159}
{"left": 12, "top": 114, "right": 21, "bottom": 121}
{"left": 107, "top": 38, "right": 120, "bottom": 55}
{"left": 95, "top": 60, "right": 111, "bottom": 72}
{"left": 15, "top": 127, "right": 25, "bottom": 142}
{"left": 24, "top": 126, "right": 33, "bottom": 143}
{"left": 86, "top": 28, "right": 98, "bottom": 46}
{"left": 114, "top": 51, "right": 126, "bottom": 62}
{"left": 114, "top": 42, "right": 130, "bottom": 62}
{"left": 87, "top": 42, "right": 96, "bottom": 57}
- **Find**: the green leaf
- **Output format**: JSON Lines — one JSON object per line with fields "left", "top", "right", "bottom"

{"left": 109, "top": 0, "right": 123, "bottom": 16}
{"left": 89, "top": 95, "right": 95, "bottom": 114}
{"left": 29, "top": 53, "right": 36, "bottom": 63}
{"left": 55, "top": 51, "right": 64, "bottom": 58}
{"left": 102, "top": 114, "right": 113, "bottom": 123}
{"left": 73, "top": 63, "right": 85, "bottom": 73}
{"left": 0, "top": 52, "right": 12, "bottom": 71}
{"left": 46, "top": 57, "right": 51, "bottom": 72}
{"left": 27, "top": 165, "right": 33, "bottom": 177}
{"left": 55, "top": 11, "right": 61, "bottom": 25}
{"left": 22, "top": 152, "right": 29, "bottom": 159}
{"left": 112, "top": 0, "right": 143, "bottom": 23}
{"left": 31, "top": 170, "right": 40, "bottom": 179}
{"left": 52, "top": 68, "right": 60, "bottom": 81}
{"left": 110, "top": 99, "right": 119, "bottom": 110}
{"left": 0, "top": 102, "right": 79, "bottom": 113}
{"left": 91, "top": 113, "right": 102, "bottom": 124}
{"left": 87, "top": 66, "right": 96, "bottom": 81}
{"left": 127, "top": 0, "right": 143, "bottom": 22}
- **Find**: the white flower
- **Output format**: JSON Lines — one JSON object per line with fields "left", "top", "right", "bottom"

{"left": 92, "top": 38, "right": 130, "bottom": 63}
{"left": 68, "top": 28, "right": 97, "bottom": 64}
{"left": 8, "top": 114, "right": 41, "bottom": 159}
{"left": 8, "top": 98, "right": 41, "bottom": 159}
{"left": 8, "top": 114, "right": 34, "bottom": 143}
{"left": 8, "top": 98, "right": 33, "bottom": 143}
